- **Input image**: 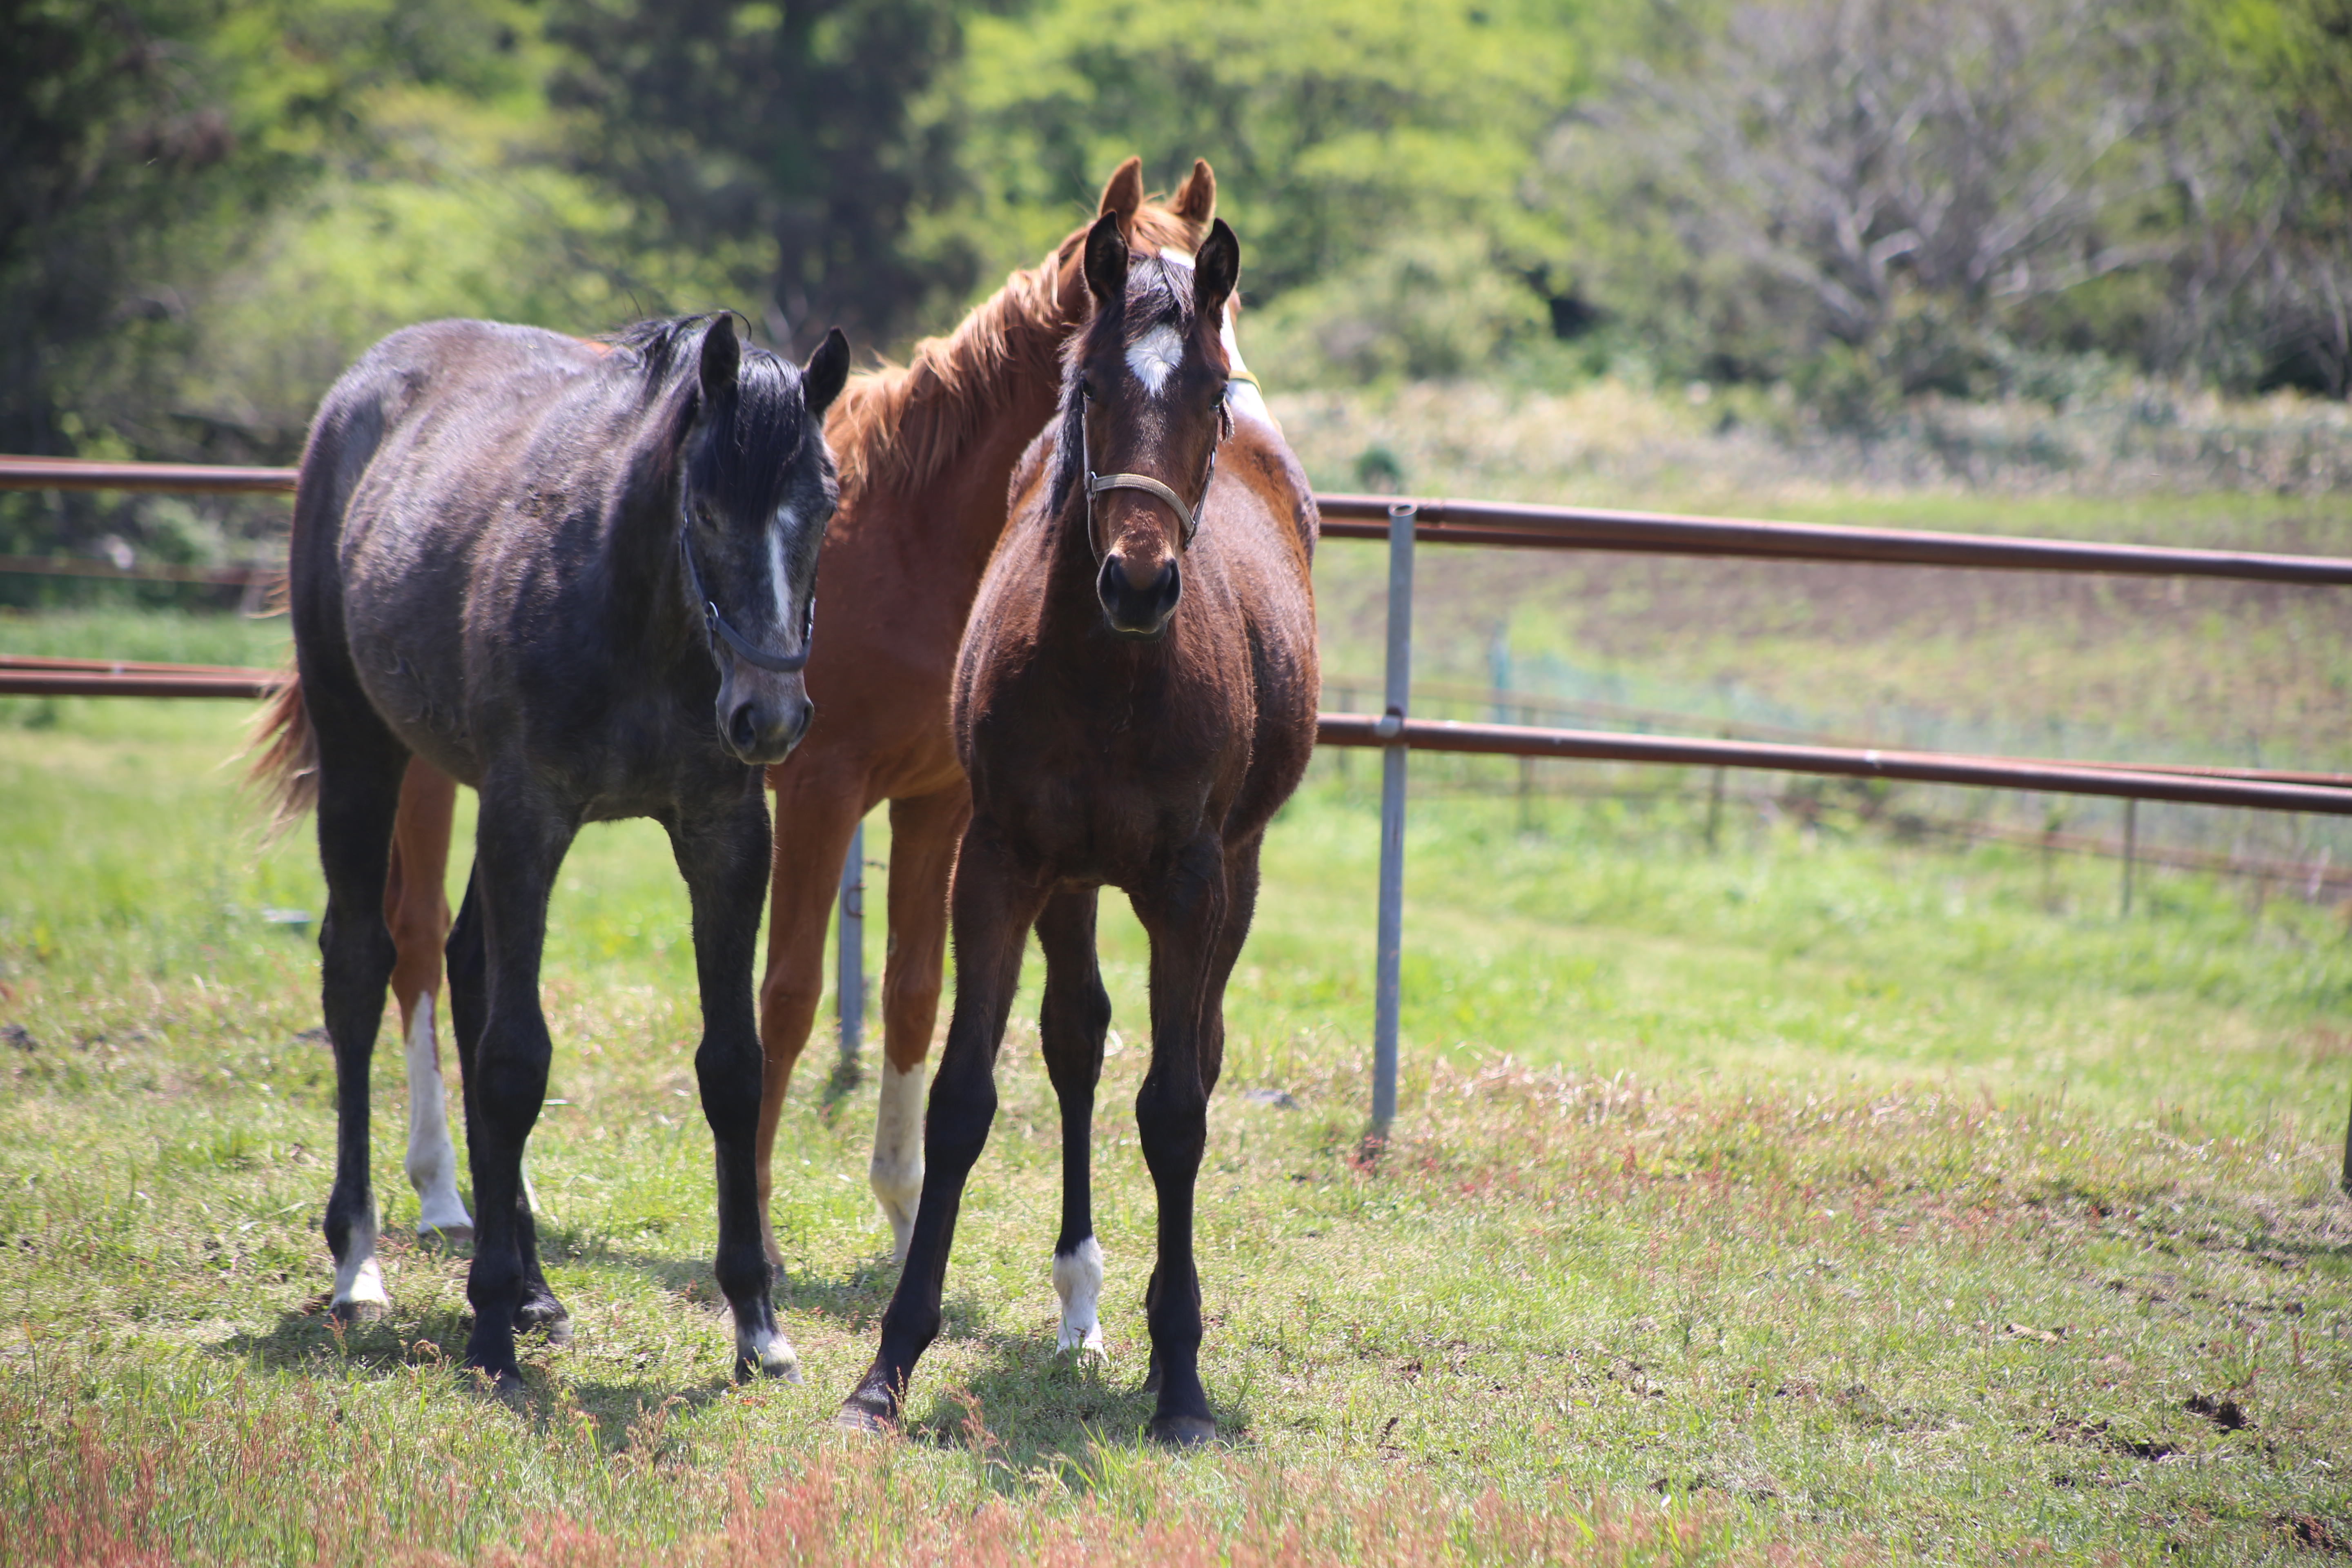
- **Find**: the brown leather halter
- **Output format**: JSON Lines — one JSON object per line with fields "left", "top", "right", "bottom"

{"left": 1082, "top": 385, "right": 1236, "bottom": 564}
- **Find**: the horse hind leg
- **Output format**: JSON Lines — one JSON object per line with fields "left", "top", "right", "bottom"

{"left": 310, "top": 718, "right": 410, "bottom": 1323}
{"left": 870, "top": 784, "right": 970, "bottom": 1263}
{"left": 752, "top": 768, "right": 864, "bottom": 1270}
{"left": 1036, "top": 887, "right": 1111, "bottom": 1359}
{"left": 1128, "top": 833, "right": 1229, "bottom": 1446}
{"left": 386, "top": 758, "right": 470, "bottom": 1243}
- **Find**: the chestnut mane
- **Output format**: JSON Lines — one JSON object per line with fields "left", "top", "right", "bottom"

{"left": 829, "top": 203, "right": 1207, "bottom": 506}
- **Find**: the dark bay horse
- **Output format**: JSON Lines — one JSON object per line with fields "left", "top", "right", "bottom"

{"left": 841, "top": 214, "right": 1319, "bottom": 1443}
{"left": 277, "top": 313, "right": 848, "bottom": 1387}
{"left": 253, "top": 161, "right": 1222, "bottom": 1275}
{"left": 753, "top": 160, "right": 1217, "bottom": 1264}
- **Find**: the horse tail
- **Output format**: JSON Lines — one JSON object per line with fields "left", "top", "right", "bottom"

{"left": 245, "top": 643, "right": 316, "bottom": 838}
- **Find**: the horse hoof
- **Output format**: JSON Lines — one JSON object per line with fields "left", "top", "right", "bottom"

{"left": 464, "top": 1359, "right": 525, "bottom": 1401}
{"left": 835, "top": 1399, "right": 895, "bottom": 1435}
{"left": 329, "top": 1298, "right": 387, "bottom": 1325}
{"left": 1149, "top": 1413, "right": 1218, "bottom": 1448}
{"left": 417, "top": 1222, "right": 474, "bottom": 1247}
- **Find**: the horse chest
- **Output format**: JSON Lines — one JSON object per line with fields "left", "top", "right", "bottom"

{"left": 967, "top": 673, "right": 1248, "bottom": 876}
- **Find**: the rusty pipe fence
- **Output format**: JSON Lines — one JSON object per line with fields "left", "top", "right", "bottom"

{"left": 8, "top": 457, "right": 2352, "bottom": 1182}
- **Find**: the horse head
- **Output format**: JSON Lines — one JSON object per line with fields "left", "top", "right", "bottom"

{"left": 676, "top": 315, "right": 851, "bottom": 763}
{"left": 1055, "top": 212, "right": 1240, "bottom": 640}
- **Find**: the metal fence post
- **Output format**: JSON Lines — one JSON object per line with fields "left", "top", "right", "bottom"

{"left": 837, "top": 817, "right": 864, "bottom": 1070}
{"left": 1371, "top": 501, "right": 1417, "bottom": 1138}
{"left": 2120, "top": 797, "right": 2138, "bottom": 918}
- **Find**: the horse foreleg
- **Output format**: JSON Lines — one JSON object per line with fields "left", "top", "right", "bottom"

{"left": 872, "top": 784, "right": 971, "bottom": 1262}
{"left": 1129, "top": 833, "right": 1229, "bottom": 1446}
{"left": 754, "top": 763, "right": 865, "bottom": 1268}
{"left": 678, "top": 788, "right": 798, "bottom": 1382}
{"left": 842, "top": 819, "right": 1046, "bottom": 1430}
{"left": 460, "top": 787, "right": 577, "bottom": 1387}
{"left": 1036, "top": 886, "right": 1110, "bottom": 1357}
{"left": 385, "top": 758, "right": 470, "bottom": 1242}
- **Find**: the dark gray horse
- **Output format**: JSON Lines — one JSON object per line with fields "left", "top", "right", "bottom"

{"left": 278, "top": 313, "right": 848, "bottom": 1387}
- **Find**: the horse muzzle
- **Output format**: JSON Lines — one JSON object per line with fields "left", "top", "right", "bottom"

{"left": 1097, "top": 551, "right": 1181, "bottom": 640}
{"left": 718, "top": 682, "right": 814, "bottom": 766}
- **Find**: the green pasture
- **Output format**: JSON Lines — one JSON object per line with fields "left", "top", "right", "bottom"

{"left": 0, "top": 609, "right": 2348, "bottom": 1564}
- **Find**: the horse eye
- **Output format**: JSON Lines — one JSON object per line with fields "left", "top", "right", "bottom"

{"left": 1079, "top": 376, "right": 1095, "bottom": 401}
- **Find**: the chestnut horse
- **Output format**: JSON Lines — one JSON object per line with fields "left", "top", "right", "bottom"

{"left": 842, "top": 214, "right": 1318, "bottom": 1444}
{"left": 252, "top": 160, "right": 1218, "bottom": 1269}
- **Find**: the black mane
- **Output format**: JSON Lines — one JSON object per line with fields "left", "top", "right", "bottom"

{"left": 610, "top": 314, "right": 816, "bottom": 526}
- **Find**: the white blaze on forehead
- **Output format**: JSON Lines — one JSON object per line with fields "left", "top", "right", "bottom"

{"left": 1125, "top": 324, "right": 1185, "bottom": 397}
{"left": 768, "top": 508, "right": 797, "bottom": 641}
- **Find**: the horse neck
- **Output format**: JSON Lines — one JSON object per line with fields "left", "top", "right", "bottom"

{"left": 833, "top": 259, "right": 1075, "bottom": 556}
{"left": 609, "top": 401, "right": 701, "bottom": 668}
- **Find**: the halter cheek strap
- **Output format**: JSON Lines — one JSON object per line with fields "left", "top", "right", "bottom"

{"left": 679, "top": 530, "right": 813, "bottom": 675}
{"left": 1083, "top": 393, "right": 1234, "bottom": 564}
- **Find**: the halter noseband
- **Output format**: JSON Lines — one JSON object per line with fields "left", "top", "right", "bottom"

{"left": 679, "top": 530, "right": 813, "bottom": 675}
{"left": 1082, "top": 387, "right": 1235, "bottom": 564}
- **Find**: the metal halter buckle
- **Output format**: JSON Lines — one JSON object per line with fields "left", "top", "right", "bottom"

{"left": 679, "top": 530, "right": 813, "bottom": 675}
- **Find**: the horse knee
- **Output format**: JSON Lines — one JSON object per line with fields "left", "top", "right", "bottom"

{"left": 473, "top": 1041, "right": 550, "bottom": 1143}
{"left": 757, "top": 965, "right": 822, "bottom": 1061}
{"left": 697, "top": 1034, "right": 765, "bottom": 1143}
{"left": 1134, "top": 1082, "right": 1207, "bottom": 1177}
{"left": 922, "top": 1074, "right": 996, "bottom": 1174}
{"left": 1043, "top": 971, "right": 1111, "bottom": 1042}
{"left": 882, "top": 964, "right": 943, "bottom": 1036}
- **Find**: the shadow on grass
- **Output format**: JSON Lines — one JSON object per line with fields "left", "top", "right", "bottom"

{"left": 887, "top": 1327, "right": 1261, "bottom": 1484}
{"left": 206, "top": 1234, "right": 1255, "bottom": 1477}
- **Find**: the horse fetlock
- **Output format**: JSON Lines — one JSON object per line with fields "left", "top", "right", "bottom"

{"left": 463, "top": 1320, "right": 522, "bottom": 1388}
{"left": 1053, "top": 1236, "right": 1107, "bottom": 1358}
{"left": 872, "top": 1167, "right": 921, "bottom": 1265}
{"left": 402, "top": 997, "right": 475, "bottom": 1240}
{"left": 870, "top": 1060, "right": 927, "bottom": 1261}
{"left": 734, "top": 1307, "right": 801, "bottom": 1384}
{"left": 328, "top": 1202, "right": 390, "bottom": 1319}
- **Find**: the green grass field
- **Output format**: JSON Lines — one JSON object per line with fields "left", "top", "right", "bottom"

{"left": 2, "top": 597, "right": 2348, "bottom": 1564}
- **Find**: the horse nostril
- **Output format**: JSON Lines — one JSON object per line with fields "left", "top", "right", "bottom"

{"left": 783, "top": 697, "right": 814, "bottom": 752}
{"left": 729, "top": 703, "right": 760, "bottom": 755}
{"left": 1156, "top": 559, "right": 1181, "bottom": 613}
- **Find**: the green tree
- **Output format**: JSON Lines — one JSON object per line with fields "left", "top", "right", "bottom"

{"left": 953, "top": 0, "right": 1592, "bottom": 380}
{"left": 546, "top": 0, "right": 976, "bottom": 353}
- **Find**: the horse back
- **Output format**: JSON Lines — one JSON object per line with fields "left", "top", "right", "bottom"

{"left": 289, "top": 321, "right": 648, "bottom": 781}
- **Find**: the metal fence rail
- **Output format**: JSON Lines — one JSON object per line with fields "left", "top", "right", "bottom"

{"left": 1315, "top": 492, "right": 2352, "bottom": 583}
{"left": 1314, "top": 713, "right": 2352, "bottom": 815}
{"left": 7, "top": 456, "right": 2350, "bottom": 1183}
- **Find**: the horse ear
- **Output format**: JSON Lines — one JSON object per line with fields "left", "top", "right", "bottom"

{"left": 1097, "top": 156, "right": 1144, "bottom": 238}
{"left": 802, "top": 327, "right": 850, "bottom": 417}
{"left": 1194, "top": 218, "right": 1239, "bottom": 318}
{"left": 1172, "top": 159, "right": 1216, "bottom": 224}
{"left": 1084, "top": 212, "right": 1129, "bottom": 309}
{"left": 698, "top": 315, "right": 740, "bottom": 405}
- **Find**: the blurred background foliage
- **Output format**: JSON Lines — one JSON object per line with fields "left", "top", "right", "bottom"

{"left": 2, "top": 0, "right": 2348, "bottom": 564}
